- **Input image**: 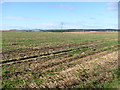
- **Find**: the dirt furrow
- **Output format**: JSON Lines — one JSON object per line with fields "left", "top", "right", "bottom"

{"left": 37, "top": 51, "right": 118, "bottom": 88}
{"left": 1, "top": 41, "right": 102, "bottom": 64}
{"left": 2, "top": 40, "right": 105, "bottom": 60}
{"left": 25, "top": 46, "right": 118, "bottom": 73}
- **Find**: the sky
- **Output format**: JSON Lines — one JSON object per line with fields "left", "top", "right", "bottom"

{"left": 1, "top": 2, "right": 118, "bottom": 30}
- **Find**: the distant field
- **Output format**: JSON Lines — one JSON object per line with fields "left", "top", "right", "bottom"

{"left": 1, "top": 31, "right": 119, "bottom": 88}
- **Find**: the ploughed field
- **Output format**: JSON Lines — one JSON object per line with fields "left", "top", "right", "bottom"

{"left": 1, "top": 31, "right": 119, "bottom": 88}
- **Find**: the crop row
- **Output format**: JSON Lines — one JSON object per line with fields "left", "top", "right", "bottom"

{"left": 2, "top": 49, "right": 118, "bottom": 88}
{"left": 2, "top": 39, "right": 118, "bottom": 63}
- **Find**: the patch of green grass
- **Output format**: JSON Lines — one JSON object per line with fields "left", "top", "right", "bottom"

{"left": 34, "top": 78, "right": 43, "bottom": 85}
{"left": 103, "top": 79, "right": 119, "bottom": 88}
{"left": 2, "top": 68, "right": 16, "bottom": 74}
{"left": 55, "top": 78, "right": 62, "bottom": 81}
{"left": 36, "top": 72, "right": 45, "bottom": 76}
{"left": 2, "top": 70, "right": 11, "bottom": 73}
{"left": 101, "top": 69, "right": 119, "bottom": 88}
{"left": 2, "top": 31, "right": 118, "bottom": 52}
{"left": 73, "top": 69, "right": 119, "bottom": 88}
{"left": 2, "top": 68, "right": 16, "bottom": 78}
{"left": 2, "top": 78, "right": 24, "bottom": 88}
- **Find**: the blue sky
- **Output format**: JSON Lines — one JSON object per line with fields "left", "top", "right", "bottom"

{"left": 1, "top": 2, "right": 118, "bottom": 30}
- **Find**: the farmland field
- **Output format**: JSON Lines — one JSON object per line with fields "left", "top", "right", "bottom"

{"left": 1, "top": 31, "right": 119, "bottom": 88}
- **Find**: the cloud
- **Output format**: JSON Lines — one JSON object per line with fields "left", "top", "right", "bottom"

{"left": 4, "top": 16, "right": 38, "bottom": 20}
{"left": 64, "top": 25, "right": 81, "bottom": 29}
{"left": 2, "top": 21, "right": 118, "bottom": 30}
{"left": 1, "top": 22, "right": 60, "bottom": 30}
{"left": 38, "top": 22, "right": 60, "bottom": 29}
{"left": 89, "top": 17, "right": 96, "bottom": 20}
{"left": 59, "top": 3, "right": 74, "bottom": 12}
{"left": 107, "top": 2, "right": 118, "bottom": 11}
{"left": 1, "top": 25, "right": 27, "bottom": 30}
{"left": 38, "top": 22, "right": 87, "bottom": 29}
{"left": 0, "top": 0, "right": 4, "bottom": 4}
{"left": 39, "top": 21, "right": 118, "bottom": 29}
